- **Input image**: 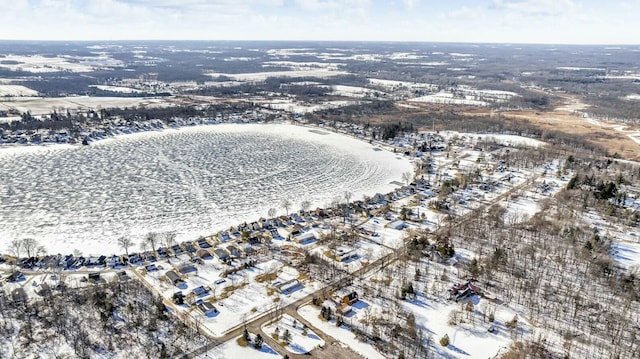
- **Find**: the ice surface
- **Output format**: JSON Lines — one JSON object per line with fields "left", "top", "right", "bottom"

{"left": 0, "top": 124, "right": 412, "bottom": 255}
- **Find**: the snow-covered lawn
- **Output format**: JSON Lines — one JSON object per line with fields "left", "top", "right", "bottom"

{"left": 399, "top": 294, "right": 518, "bottom": 359}
{"left": 298, "top": 304, "right": 386, "bottom": 359}
{"left": 503, "top": 196, "right": 540, "bottom": 224}
{"left": 261, "top": 314, "right": 325, "bottom": 354}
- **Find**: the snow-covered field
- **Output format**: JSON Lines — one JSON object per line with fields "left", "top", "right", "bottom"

{"left": 0, "top": 124, "right": 412, "bottom": 255}
{"left": 206, "top": 69, "right": 348, "bottom": 81}
{"left": 0, "top": 96, "right": 167, "bottom": 115}
{"left": 0, "top": 84, "right": 38, "bottom": 96}
{"left": 329, "top": 85, "right": 388, "bottom": 98}
{"left": 409, "top": 92, "right": 489, "bottom": 106}
{"left": 258, "top": 99, "right": 362, "bottom": 113}
{"left": 0, "top": 54, "right": 122, "bottom": 73}
{"left": 89, "top": 85, "right": 144, "bottom": 93}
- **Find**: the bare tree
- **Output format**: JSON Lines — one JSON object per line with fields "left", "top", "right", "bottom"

{"left": 9, "top": 239, "right": 22, "bottom": 258}
{"left": 402, "top": 171, "right": 413, "bottom": 185}
{"left": 344, "top": 191, "right": 352, "bottom": 205}
{"left": 301, "top": 200, "right": 311, "bottom": 212}
{"left": 22, "top": 238, "right": 45, "bottom": 258}
{"left": 117, "top": 236, "right": 133, "bottom": 257}
{"left": 267, "top": 207, "right": 277, "bottom": 218}
{"left": 281, "top": 199, "right": 291, "bottom": 215}
{"left": 145, "top": 232, "right": 159, "bottom": 253}
{"left": 162, "top": 232, "right": 177, "bottom": 248}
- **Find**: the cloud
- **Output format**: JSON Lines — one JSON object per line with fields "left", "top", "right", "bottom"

{"left": 403, "top": 0, "right": 419, "bottom": 10}
{"left": 446, "top": 5, "right": 486, "bottom": 21}
{"left": 292, "top": 0, "right": 370, "bottom": 12}
{"left": 490, "top": 0, "right": 579, "bottom": 16}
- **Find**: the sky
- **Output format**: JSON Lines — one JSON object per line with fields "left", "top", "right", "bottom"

{"left": 0, "top": 0, "right": 638, "bottom": 44}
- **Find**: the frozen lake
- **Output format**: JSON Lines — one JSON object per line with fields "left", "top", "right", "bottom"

{"left": 0, "top": 124, "right": 412, "bottom": 255}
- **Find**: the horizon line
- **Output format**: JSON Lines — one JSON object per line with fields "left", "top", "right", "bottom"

{"left": 0, "top": 39, "right": 638, "bottom": 47}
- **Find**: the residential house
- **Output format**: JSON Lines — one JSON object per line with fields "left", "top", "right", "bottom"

{"left": 177, "top": 263, "right": 197, "bottom": 274}
{"left": 448, "top": 281, "right": 482, "bottom": 301}
{"left": 213, "top": 248, "right": 230, "bottom": 262}
{"left": 196, "top": 248, "right": 213, "bottom": 259}
{"left": 165, "top": 270, "right": 184, "bottom": 286}
{"left": 334, "top": 289, "right": 359, "bottom": 305}
{"left": 197, "top": 301, "right": 218, "bottom": 316}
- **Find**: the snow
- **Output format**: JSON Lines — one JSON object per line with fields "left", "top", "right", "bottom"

{"left": 0, "top": 96, "right": 168, "bottom": 116}
{"left": 196, "top": 336, "right": 279, "bottom": 359}
{"left": 0, "top": 123, "right": 413, "bottom": 256}
{"left": 262, "top": 61, "right": 345, "bottom": 71}
{"left": 328, "top": 85, "right": 388, "bottom": 98}
{"left": 260, "top": 99, "right": 363, "bottom": 113}
{"left": 206, "top": 69, "right": 348, "bottom": 81}
{"left": 556, "top": 66, "right": 606, "bottom": 71}
{"left": 398, "top": 294, "right": 519, "bottom": 359}
{"left": 471, "top": 133, "right": 546, "bottom": 147}
{"left": 89, "top": 85, "right": 144, "bottom": 93}
{"left": 0, "top": 54, "right": 123, "bottom": 73}
{"left": 611, "top": 241, "right": 640, "bottom": 271}
{"left": 504, "top": 197, "right": 540, "bottom": 224}
{"left": 261, "top": 314, "right": 325, "bottom": 354}
{"left": 388, "top": 52, "right": 426, "bottom": 60}
{"left": 449, "top": 53, "right": 475, "bottom": 58}
{"left": 298, "top": 305, "right": 386, "bottom": 359}
{"left": 409, "top": 91, "right": 489, "bottom": 106}
{"left": 0, "top": 84, "right": 38, "bottom": 96}
{"left": 137, "top": 255, "right": 319, "bottom": 337}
